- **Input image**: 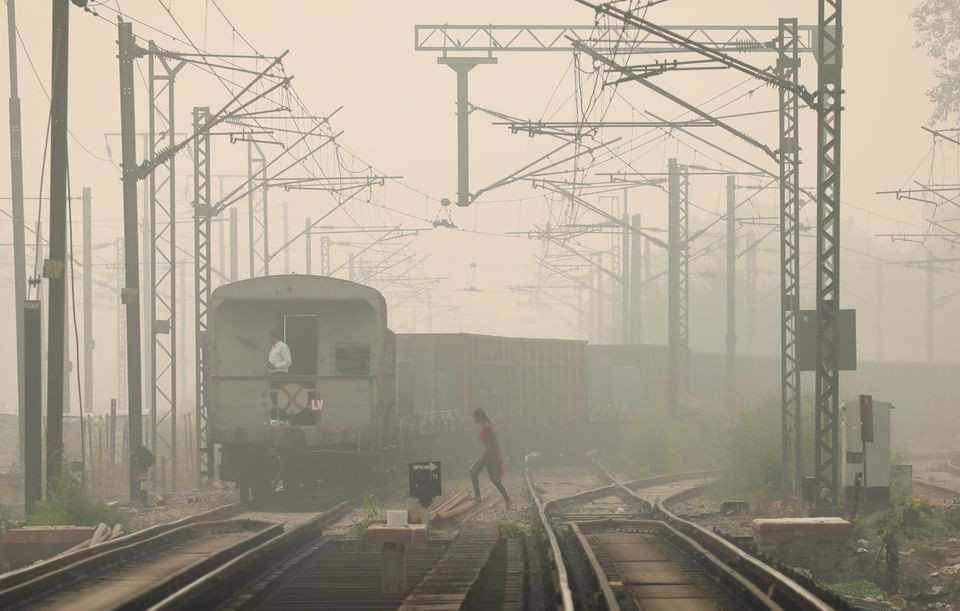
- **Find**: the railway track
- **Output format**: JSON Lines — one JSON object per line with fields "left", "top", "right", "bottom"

{"left": 526, "top": 454, "right": 850, "bottom": 611}
{"left": 0, "top": 490, "right": 366, "bottom": 610}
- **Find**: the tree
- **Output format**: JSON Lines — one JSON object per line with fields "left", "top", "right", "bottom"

{"left": 913, "top": 0, "right": 960, "bottom": 123}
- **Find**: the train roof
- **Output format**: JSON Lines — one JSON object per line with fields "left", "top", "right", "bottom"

{"left": 398, "top": 332, "right": 587, "bottom": 345}
{"left": 212, "top": 275, "right": 386, "bottom": 309}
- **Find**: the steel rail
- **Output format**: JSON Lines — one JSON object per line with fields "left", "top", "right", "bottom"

{"left": 0, "top": 501, "right": 245, "bottom": 590}
{"left": 524, "top": 453, "right": 575, "bottom": 611}
{"left": 151, "top": 483, "right": 402, "bottom": 609}
{"left": 590, "top": 457, "right": 838, "bottom": 611}
{"left": 0, "top": 518, "right": 281, "bottom": 609}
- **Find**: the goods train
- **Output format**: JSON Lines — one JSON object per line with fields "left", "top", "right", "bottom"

{"left": 208, "top": 275, "right": 397, "bottom": 501}
{"left": 207, "top": 276, "right": 956, "bottom": 500}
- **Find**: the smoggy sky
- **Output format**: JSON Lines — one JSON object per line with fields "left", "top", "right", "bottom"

{"left": 0, "top": 1, "right": 953, "bottom": 415}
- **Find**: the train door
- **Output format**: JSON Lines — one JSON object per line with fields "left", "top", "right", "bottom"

{"left": 283, "top": 315, "right": 319, "bottom": 375}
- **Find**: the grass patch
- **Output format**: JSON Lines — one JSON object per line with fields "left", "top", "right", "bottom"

{"left": 498, "top": 519, "right": 528, "bottom": 538}
{"left": 827, "top": 580, "right": 888, "bottom": 600}
{"left": 352, "top": 494, "right": 382, "bottom": 550}
{"left": 25, "top": 472, "right": 128, "bottom": 531}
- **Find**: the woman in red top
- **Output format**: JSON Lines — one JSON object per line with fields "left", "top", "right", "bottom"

{"left": 469, "top": 408, "right": 512, "bottom": 507}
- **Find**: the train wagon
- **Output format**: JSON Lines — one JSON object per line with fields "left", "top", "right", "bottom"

{"left": 397, "top": 333, "right": 588, "bottom": 464}
{"left": 207, "top": 275, "right": 397, "bottom": 501}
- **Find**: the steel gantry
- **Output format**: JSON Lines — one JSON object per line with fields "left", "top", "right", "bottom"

{"left": 777, "top": 18, "right": 803, "bottom": 494}
{"left": 148, "top": 41, "right": 186, "bottom": 491}
{"left": 415, "top": 23, "right": 814, "bottom": 55}
{"left": 815, "top": 0, "right": 843, "bottom": 506}
{"left": 416, "top": 21, "right": 815, "bottom": 209}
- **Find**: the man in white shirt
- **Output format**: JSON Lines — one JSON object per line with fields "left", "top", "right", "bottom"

{"left": 267, "top": 329, "right": 292, "bottom": 423}
{"left": 267, "top": 329, "right": 292, "bottom": 373}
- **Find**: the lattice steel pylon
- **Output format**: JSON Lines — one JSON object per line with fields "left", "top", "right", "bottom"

{"left": 777, "top": 18, "right": 802, "bottom": 495}
{"left": 815, "top": 0, "right": 843, "bottom": 505}
{"left": 247, "top": 138, "right": 269, "bottom": 277}
{"left": 320, "top": 236, "right": 331, "bottom": 275}
{"left": 193, "top": 107, "right": 213, "bottom": 485}
{"left": 148, "top": 42, "right": 186, "bottom": 492}
{"left": 667, "top": 158, "right": 682, "bottom": 411}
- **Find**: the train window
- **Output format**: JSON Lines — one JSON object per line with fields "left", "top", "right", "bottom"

{"left": 335, "top": 344, "right": 371, "bottom": 376}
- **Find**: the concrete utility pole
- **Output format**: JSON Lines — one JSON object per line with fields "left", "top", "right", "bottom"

{"left": 725, "top": 177, "right": 736, "bottom": 413}
{"left": 630, "top": 213, "right": 642, "bottom": 344}
{"left": 45, "top": 0, "right": 70, "bottom": 494}
{"left": 7, "top": 0, "right": 27, "bottom": 462}
{"left": 118, "top": 19, "right": 145, "bottom": 502}
{"left": 82, "top": 188, "right": 93, "bottom": 414}
{"left": 23, "top": 300, "right": 41, "bottom": 512}
{"left": 115, "top": 240, "right": 127, "bottom": 414}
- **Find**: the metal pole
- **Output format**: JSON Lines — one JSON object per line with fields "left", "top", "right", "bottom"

{"left": 621, "top": 189, "right": 630, "bottom": 344}
{"left": 588, "top": 262, "right": 597, "bottom": 344}
{"left": 218, "top": 213, "right": 225, "bottom": 284}
{"left": 141, "top": 133, "right": 151, "bottom": 435}
{"left": 679, "top": 166, "right": 690, "bottom": 398}
{"left": 815, "top": 0, "right": 843, "bottom": 505}
{"left": 229, "top": 208, "right": 238, "bottom": 281}
{"left": 23, "top": 300, "right": 41, "bottom": 513}
{"left": 118, "top": 19, "right": 144, "bottom": 502}
{"left": 667, "top": 158, "right": 680, "bottom": 412}
{"left": 246, "top": 138, "right": 255, "bottom": 278}
{"left": 876, "top": 259, "right": 884, "bottom": 361}
{"left": 596, "top": 253, "right": 605, "bottom": 343}
{"left": 725, "top": 176, "right": 736, "bottom": 413}
{"left": 7, "top": 0, "right": 27, "bottom": 464}
{"left": 305, "top": 217, "right": 312, "bottom": 274}
{"left": 454, "top": 67, "right": 471, "bottom": 207}
{"left": 45, "top": 0, "right": 70, "bottom": 494}
{"left": 283, "top": 202, "right": 290, "bottom": 273}
{"left": 926, "top": 265, "right": 933, "bottom": 361}
{"left": 261, "top": 158, "right": 269, "bottom": 275}
{"left": 778, "top": 17, "right": 802, "bottom": 494}
{"left": 630, "top": 213, "right": 642, "bottom": 344}
{"left": 82, "top": 188, "right": 92, "bottom": 415}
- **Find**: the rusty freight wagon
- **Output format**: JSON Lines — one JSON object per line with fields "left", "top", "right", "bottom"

{"left": 397, "top": 333, "right": 587, "bottom": 464}
{"left": 207, "top": 275, "right": 397, "bottom": 501}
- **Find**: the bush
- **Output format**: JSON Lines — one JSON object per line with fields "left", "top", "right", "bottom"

{"left": 26, "top": 471, "right": 128, "bottom": 531}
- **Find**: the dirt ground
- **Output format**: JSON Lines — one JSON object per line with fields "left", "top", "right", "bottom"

{"left": 118, "top": 485, "right": 239, "bottom": 532}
